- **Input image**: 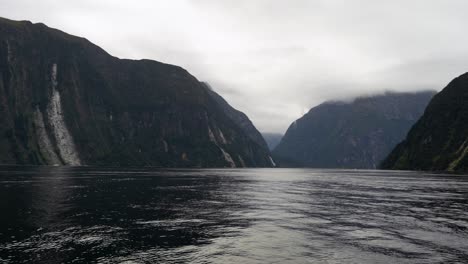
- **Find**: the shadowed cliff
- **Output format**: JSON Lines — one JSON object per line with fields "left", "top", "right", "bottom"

{"left": 382, "top": 73, "right": 468, "bottom": 172}
{"left": 0, "top": 17, "right": 273, "bottom": 167}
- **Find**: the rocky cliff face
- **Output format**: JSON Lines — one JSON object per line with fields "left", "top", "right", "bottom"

{"left": 273, "top": 91, "right": 435, "bottom": 169}
{"left": 381, "top": 73, "right": 468, "bottom": 172}
{"left": 202, "top": 82, "right": 270, "bottom": 151}
{"left": 0, "top": 17, "right": 273, "bottom": 167}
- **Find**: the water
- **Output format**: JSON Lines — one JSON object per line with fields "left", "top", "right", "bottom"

{"left": 1, "top": 167, "right": 468, "bottom": 263}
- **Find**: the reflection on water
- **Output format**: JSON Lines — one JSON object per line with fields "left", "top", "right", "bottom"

{"left": 1, "top": 167, "right": 468, "bottom": 263}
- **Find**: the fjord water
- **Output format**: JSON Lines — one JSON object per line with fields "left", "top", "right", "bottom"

{"left": 1, "top": 167, "right": 468, "bottom": 263}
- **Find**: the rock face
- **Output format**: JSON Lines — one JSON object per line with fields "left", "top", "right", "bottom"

{"left": 0, "top": 18, "right": 273, "bottom": 167}
{"left": 273, "top": 91, "right": 435, "bottom": 169}
{"left": 262, "top": 133, "right": 283, "bottom": 151}
{"left": 202, "top": 82, "right": 269, "bottom": 151}
{"left": 381, "top": 73, "right": 468, "bottom": 172}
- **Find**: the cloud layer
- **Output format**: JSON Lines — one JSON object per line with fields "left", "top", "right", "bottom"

{"left": 2, "top": 0, "right": 468, "bottom": 132}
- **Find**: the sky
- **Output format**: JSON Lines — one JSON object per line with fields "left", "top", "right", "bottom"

{"left": 1, "top": 0, "right": 468, "bottom": 133}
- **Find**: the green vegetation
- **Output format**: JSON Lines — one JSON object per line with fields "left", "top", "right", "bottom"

{"left": 381, "top": 73, "right": 468, "bottom": 172}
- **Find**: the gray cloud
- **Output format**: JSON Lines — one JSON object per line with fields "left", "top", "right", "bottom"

{"left": 1, "top": 0, "right": 467, "bottom": 133}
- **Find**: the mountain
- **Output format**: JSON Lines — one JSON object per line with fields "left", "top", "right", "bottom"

{"left": 262, "top": 133, "right": 283, "bottom": 150}
{"left": 273, "top": 91, "right": 435, "bottom": 169}
{"left": 202, "top": 82, "right": 269, "bottom": 150}
{"left": 0, "top": 17, "right": 274, "bottom": 167}
{"left": 381, "top": 73, "right": 468, "bottom": 172}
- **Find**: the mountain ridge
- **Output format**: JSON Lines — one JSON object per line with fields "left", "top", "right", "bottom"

{"left": 0, "top": 17, "right": 274, "bottom": 167}
{"left": 273, "top": 91, "right": 436, "bottom": 168}
{"left": 381, "top": 73, "right": 468, "bottom": 172}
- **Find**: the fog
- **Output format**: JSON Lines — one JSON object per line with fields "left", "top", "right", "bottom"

{"left": 1, "top": 0, "right": 467, "bottom": 133}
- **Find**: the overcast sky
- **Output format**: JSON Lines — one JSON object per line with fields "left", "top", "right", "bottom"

{"left": 1, "top": 0, "right": 468, "bottom": 133}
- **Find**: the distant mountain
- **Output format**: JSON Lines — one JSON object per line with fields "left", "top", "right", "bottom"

{"left": 381, "top": 73, "right": 468, "bottom": 172}
{"left": 273, "top": 91, "right": 435, "bottom": 169}
{"left": 0, "top": 17, "right": 274, "bottom": 167}
{"left": 262, "top": 133, "right": 283, "bottom": 150}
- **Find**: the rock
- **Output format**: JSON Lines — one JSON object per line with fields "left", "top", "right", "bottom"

{"left": 273, "top": 91, "right": 435, "bottom": 169}
{"left": 0, "top": 17, "right": 272, "bottom": 167}
{"left": 381, "top": 73, "right": 468, "bottom": 172}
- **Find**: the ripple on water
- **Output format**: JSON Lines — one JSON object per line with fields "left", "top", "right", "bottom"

{"left": 1, "top": 168, "right": 468, "bottom": 263}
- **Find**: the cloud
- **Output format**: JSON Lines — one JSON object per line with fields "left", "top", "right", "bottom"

{"left": 1, "top": 0, "right": 468, "bottom": 133}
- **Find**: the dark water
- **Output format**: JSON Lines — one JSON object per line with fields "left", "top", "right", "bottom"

{"left": 1, "top": 167, "right": 468, "bottom": 263}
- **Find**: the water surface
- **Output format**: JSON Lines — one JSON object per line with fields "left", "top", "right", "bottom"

{"left": 1, "top": 167, "right": 468, "bottom": 263}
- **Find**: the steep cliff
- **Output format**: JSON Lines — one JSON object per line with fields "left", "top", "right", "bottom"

{"left": 273, "top": 91, "right": 435, "bottom": 168}
{"left": 381, "top": 73, "right": 468, "bottom": 172}
{"left": 202, "top": 82, "right": 269, "bottom": 150}
{"left": 0, "top": 17, "right": 273, "bottom": 167}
